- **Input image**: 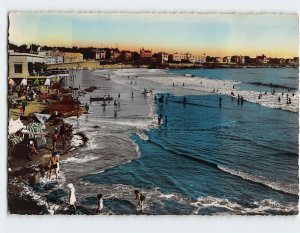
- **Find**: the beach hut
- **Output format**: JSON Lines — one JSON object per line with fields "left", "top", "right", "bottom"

{"left": 44, "top": 78, "right": 51, "bottom": 86}
{"left": 20, "top": 78, "right": 27, "bottom": 86}
{"left": 31, "top": 113, "right": 51, "bottom": 125}
{"left": 9, "top": 78, "right": 16, "bottom": 86}
{"left": 8, "top": 118, "right": 25, "bottom": 135}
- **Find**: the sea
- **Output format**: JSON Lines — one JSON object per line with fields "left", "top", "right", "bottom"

{"left": 27, "top": 68, "right": 299, "bottom": 215}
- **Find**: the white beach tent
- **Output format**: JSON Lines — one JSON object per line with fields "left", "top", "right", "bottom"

{"left": 20, "top": 78, "right": 27, "bottom": 86}
{"left": 9, "top": 79, "right": 16, "bottom": 86}
{"left": 8, "top": 118, "right": 25, "bottom": 135}
{"left": 44, "top": 78, "right": 51, "bottom": 86}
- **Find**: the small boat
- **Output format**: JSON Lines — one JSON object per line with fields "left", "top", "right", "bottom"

{"left": 90, "top": 96, "right": 113, "bottom": 102}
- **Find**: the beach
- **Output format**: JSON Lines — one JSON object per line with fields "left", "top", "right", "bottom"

{"left": 8, "top": 68, "right": 299, "bottom": 215}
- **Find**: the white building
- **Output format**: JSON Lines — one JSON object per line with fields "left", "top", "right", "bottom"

{"left": 9, "top": 53, "right": 45, "bottom": 78}
{"left": 169, "top": 53, "right": 184, "bottom": 62}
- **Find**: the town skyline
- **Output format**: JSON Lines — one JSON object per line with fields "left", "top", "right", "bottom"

{"left": 9, "top": 13, "right": 299, "bottom": 58}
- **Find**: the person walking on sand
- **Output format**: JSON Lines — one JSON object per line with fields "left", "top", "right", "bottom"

{"left": 96, "top": 194, "right": 103, "bottom": 214}
{"left": 114, "top": 100, "right": 118, "bottom": 108}
{"left": 68, "top": 183, "right": 76, "bottom": 211}
{"left": 49, "top": 151, "right": 59, "bottom": 180}
{"left": 85, "top": 103, "right": 89, "bottom": 113}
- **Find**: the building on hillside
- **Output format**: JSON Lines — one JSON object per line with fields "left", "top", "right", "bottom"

{"left": 256, "top": 54, "right": 269, "bottom": 64}
{"left": 109, "top": 48, "right": 121, "bottom": 61}
{"left": 223, "top": 56, "right": 232, "bottom": 63}
{"left": 231, "top": 55, "right": 245, "bottom": 64}
{"left": 139, "top": 48, "right": 152, "bottom": 63}
{"left": 8, "top": 53, "right": 45, "bottom": 78}
{"left": 292, "top": 57, "right": 299, "bottom": 65}
{"left": 183, "top": 53, "right": 192, "bottom": 61}
{"left": 38, "top": 51, "right": 63, "bottom": 64}
{"left": 120, "top": 50, "right": 132, "bottom": 61}
{"left": 199, "top": 53, "right": 206, "bottom": 63}
{"left": 215, "top": 57, "right": 223, "bottom": 63}
{"left": 168, "top": 53, "right": 184, "bottom": 62}
{"left": 59, "top": 52, "right": 83, "bottom": 63}
{"left": 155, "top": 52, "right": 169, "bottom": 64}
{"left": 95, "top": 50, "right": 106, "bottom": 60}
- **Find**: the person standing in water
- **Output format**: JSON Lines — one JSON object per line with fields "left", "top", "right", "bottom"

{"left": 48, "top": 151, "right": 59, "bottom": 180}
{"left": 158, "top": 114, "right": 162, "bottom": 125}
{"left": 118, "top": 93, "right": 120, "bottom": 99}
{"left": 183, "top": 96, "right": 187, "bottom": 104}
{"left": 134, "top": 190, "right": 145, "bottom": 210}
{"left": 131, "top": 92, "right": 134, "bottom": 99}
{"left": 96, "top": 194, "right": 104, "bottom": 214}
{"left": 68, "top": 183, "right": 76, "bottom": 211}
{"left": 52, "top": 128, "right": 59, "bottom": 152}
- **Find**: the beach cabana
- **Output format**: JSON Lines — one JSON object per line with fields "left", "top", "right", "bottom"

{"left": 24, "top": 122, "right": 48, "bottom": 148}
{"left": 44, "top": 78, "right": 51, "bottom": 86}
{"left": 9, "top": 79, "right": 16, "bottom": 86}
{"left": 8, "top": 118, "right": 25, "bottom": 135}
{"left": 20, "top": 78, "right": 27, "bottom": 86}
{"left": 31, "top": 113, "right": 51, "bottom": 125}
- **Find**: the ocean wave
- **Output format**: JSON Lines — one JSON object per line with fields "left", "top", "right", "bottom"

{"left": 136, "top": 129, "right": 149, "bottom": 141}
{"left": 148, "top": 139, "right": 298, "bottom": 196}
{"left": 218, "top": 165, "right": 299, "bottom": 196}
{"left": 61, "top": 154, "right": 98, "bottom": 164}
{"left": 191, "top": 196, "right": 298, "bottom": 215}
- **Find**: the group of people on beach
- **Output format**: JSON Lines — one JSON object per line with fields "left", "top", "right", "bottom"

{"left": 63, "top": 183, "right": 146, "bottom": 214}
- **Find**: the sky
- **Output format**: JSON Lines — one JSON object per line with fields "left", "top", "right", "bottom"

{"left": 8, "top": 13, "right": 299, "bottom": 58}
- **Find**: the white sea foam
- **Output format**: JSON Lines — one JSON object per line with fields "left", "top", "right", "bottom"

{"left": 111, "top": 68, "right": 299, "bottom": 112}
{"left": 61, "top": 154, "right": 98, "bottom": 164}
{"left": 18, "top": 182, "right": 61, "bottom": 215}
{"left": 70, "top": 134, "right": 84, "bottom": 147}
{"left": 159, "top": 194, "right": 175, "bottom": 199}
{"left": 218, "top": 165, "right": 298, "bottom": 195}
{"left": 191, "top": 196, "right": 297, "bottom": 215}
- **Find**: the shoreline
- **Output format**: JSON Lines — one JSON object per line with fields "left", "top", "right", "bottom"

{"left": 8, "top": 80, "right": 89, "bottom": 214}
{"left": 46, "top": 61, "right": 299, "bottom": 70}
{"left": 7, "top": 67, "right": 299, "bottom": 215}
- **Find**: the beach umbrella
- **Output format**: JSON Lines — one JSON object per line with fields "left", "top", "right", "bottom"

{"left": 20, "top": 78, "right": 27, "bottom": 86}
{"left": 33, "top": 113, "right": 51, "bottom": 125}
{"left": 9, "top": 79, "right": 16, "bottom": 86}
{"left": 44, "top": 78, "right": 51, "bottom": 86}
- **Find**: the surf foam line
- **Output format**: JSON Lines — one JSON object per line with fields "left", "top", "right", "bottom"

{"left": 191, "top": 196, "right": 298, "bottom": 215}
{"left": 147, "top": 139, "right": 298, "bottom": 196}
{"left": 218, "top": 165, "right": 298, "bottom": 196}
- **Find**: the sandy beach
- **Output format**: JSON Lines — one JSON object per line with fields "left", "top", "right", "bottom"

{"left": 8, "top": 68, "right": 299, "bottom": 215}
